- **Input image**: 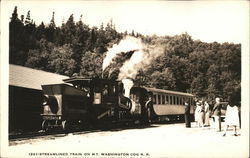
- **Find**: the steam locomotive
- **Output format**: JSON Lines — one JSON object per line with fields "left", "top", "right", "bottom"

{"left": 41, "top": 77, "right": 195, "bottom": 131}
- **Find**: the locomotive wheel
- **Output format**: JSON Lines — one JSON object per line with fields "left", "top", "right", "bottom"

{"left": 62, "top": 120, "right": 70, "bottom": 132}
{"left": 42, "top": 120, "right": 49, "bottom": 132}
{"left": 62, "top": 120, "right": 67, "bottom": 130}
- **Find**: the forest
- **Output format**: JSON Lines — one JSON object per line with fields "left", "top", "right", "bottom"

{"left": 9, "top": 7, "right": 241, "bottom": 105}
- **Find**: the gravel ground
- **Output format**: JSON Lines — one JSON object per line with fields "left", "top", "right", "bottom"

{"left": 4, "top": 121, "right": 249, "bottom": 158}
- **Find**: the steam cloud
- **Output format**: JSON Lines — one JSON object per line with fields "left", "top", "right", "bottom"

{"left": 102, "top": 35, "right": 165, "bottom": 100}
{"left": 118, "top": 45, "right": 164, "bottom": 80}
{"left": 102, "top": 35, "right": 165, "bottom": 81}
{"left": 122, "top": 79, "right": 134, "bottom": 98}
{"left": 102, "top": 36, "right": 143, "bottom": 71}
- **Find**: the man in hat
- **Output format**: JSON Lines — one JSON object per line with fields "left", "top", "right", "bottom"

{"left": 184, "top": 100, "right": 191, "bottom": 128}
{"left": 212, "top": 97, "right": 222, "bottom": 131}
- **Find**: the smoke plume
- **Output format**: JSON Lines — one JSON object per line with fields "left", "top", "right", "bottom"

{"left": 102, "top": 36, "right": 143, "bottom": 71}
{"left": 102, "top": 35, "right": 165, "bottom": 97}
{"left": 118, "top": 44, "right": 164, "bottom": 80}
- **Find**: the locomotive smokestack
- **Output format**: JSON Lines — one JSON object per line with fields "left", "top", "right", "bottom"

{"left": 122, "top": 79, "right": 134, "bottom": 98}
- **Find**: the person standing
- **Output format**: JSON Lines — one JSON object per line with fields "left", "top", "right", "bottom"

{"left": 184, "top": 101, "right": 191, "bottom": 128}
{"left": 194, "top": 102, "right": 200, "bottom": 126}
{"left": 196, "top": 101, "right": 204, "bottom": 128}
{"left": 212, "top": 97, "right": 222, "bottom": 131}
{"left": 144, "top": 95, "right": 153, "bottom": 123}
{"left": 199, "top": 101, "right": 205, "bottom": 127}
{"left": 204, "top": 101, "right": 210, "bottom": 127}
{"left": 223, "top": 102, "right": 240, "bottom": 136}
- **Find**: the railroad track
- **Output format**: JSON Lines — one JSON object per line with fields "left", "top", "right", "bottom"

{"left": 9, "top": 129, "right": 102, "bottom": 146}
{"left": 9, "top": 123, "right": 156, "bottom": 146}
{"left": 8, "top": 125, "right": 121, "bottom": 145}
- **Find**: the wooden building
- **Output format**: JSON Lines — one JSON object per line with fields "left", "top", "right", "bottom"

{"left": 9, "top": 64, "right": 68, "bottom": 132}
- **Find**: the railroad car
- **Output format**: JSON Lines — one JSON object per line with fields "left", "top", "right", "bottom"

{"left": 41, "top": 77, "right": 195, "bottom": 131}
{"left": 129, "top": 87, "right": 195, "bottom": 122}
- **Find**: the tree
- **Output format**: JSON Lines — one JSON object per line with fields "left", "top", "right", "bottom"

{"left": 25, "top": 38, "right": 52, "bottom": 71}
{"left": 45, "top": 12, "right": 56, "bottom": 42}
{"left": 148, "top": 68, "right": 176, "bottom": 90}
{"left": 80, "top": 51, "right": 103, "bottom": 78}
{"left": 24, "top": 10, "right": 31, "bottom": 25}
{"left": 48, "top": 44, "right": 77, "bottom": 76}
{"left": 9, "top": 6, "right": 25, "bottom": 64}
{"left": 36, "top": 22, "right": 46, "bottom": 40}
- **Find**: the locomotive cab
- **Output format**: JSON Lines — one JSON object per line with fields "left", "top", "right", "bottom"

{"left": 63, "top": 77, "right": 120, "bottom": 107}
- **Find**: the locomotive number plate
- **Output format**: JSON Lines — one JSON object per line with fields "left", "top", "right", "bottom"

{"left": 42, "top": 115, "right": 61, "bottom": 120}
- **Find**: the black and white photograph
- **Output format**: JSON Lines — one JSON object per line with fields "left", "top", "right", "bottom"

{"left": 0, "top": 0, "right": 249, "bottom": 158}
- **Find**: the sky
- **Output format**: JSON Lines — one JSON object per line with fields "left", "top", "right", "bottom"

{"left": 2, "top": 1, "right": 249, "bottom": 44}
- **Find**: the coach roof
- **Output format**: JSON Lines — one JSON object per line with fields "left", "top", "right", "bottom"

{"left": 9, "top": 64, "right": 68, "bottom": 90}
{"left": 143, "top": 87, "right": 194, "bottom": 97}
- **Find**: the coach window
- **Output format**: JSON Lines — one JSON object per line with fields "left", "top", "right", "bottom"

{"left": 166, "top": 95, "right": 169, "bottom": 104}
{"left": 162, "top": 95, "right": 165, "bottom": 104}
{"left": 158, "top": 95, "right": 161, "bottom": 104}
{"left": 153, "top": 95, "right": 156, "bottom": 104}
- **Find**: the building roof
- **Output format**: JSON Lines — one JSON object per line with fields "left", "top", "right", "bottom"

{"left": 9, "top": 64, "right": 69, "bottom": 90}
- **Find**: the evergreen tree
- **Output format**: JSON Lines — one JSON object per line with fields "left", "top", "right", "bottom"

{"left": 9, "top": 6, "right": 25, "bottom": 64}
{"left": 24, "top": 10, "right": 31, "bottom": 25}
{"left": 45, "top": 12, "right": 56, "bottom": 42}
{"left": 36, "top": 22, "right": 46, "bottom": 40}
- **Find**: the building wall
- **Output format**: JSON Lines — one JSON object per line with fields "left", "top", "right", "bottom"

{"left": 9, "top": 86, "right": 43, "bottom": 132}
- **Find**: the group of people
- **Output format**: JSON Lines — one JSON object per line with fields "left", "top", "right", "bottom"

{"left": 194, "top": 100, "right": 210, "bottom": 128}
{"left": 190, "top": 97, "right": 240, "bottom": 136}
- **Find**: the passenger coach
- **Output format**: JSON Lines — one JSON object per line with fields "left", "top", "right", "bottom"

{"left": 141, "top": 87, "right": 195, "bottom": 122}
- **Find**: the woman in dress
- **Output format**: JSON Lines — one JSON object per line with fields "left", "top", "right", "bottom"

{"left": 195, "top": 101, "right": 204, "bottom": 127}
{"left": 222, "top": 102, "right": 240, "bottom": 136}
{"left": 204, "top": 101, "right": 210, "bottom": 127}
{"left": 198, "top": 101, "right": 205, "bottom": 127}
{"left": 194, "top": 102, "right": 200, "bottom": 126}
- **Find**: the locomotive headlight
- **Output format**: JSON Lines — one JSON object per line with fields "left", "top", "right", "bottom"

{"left": 43, "top": 95, "right": 49, "bottom": 106}
{"left": 42, "top": 95, "right": 59, "bottom": 114}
